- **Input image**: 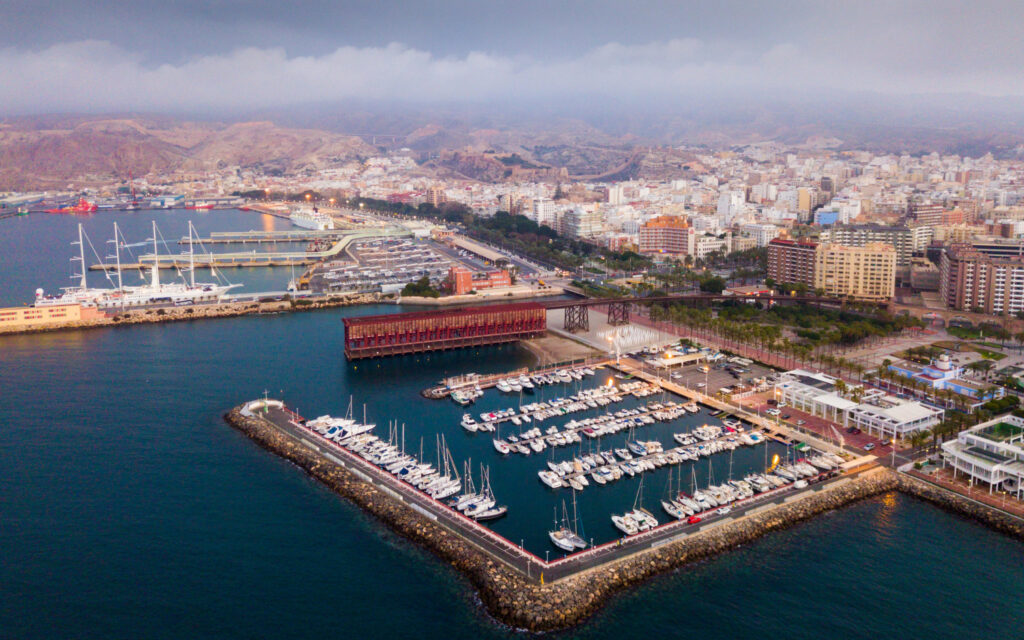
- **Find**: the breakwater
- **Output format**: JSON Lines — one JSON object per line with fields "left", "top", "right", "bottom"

{"left": 224, "top": 404, "right": 900, "bottom": 631}
{"left": 0, "top": 293, "right": 385, "bottom": 336}
{"left": 897, "top": 472, "right": 1024, "bottom": 541}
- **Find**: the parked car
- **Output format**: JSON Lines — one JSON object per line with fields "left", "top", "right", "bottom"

{"left": 863, "top": 443, "right": 876, "bottom": 451}
{"left": 881, "top": 438, "right": 892, "bottom": 446}
{"left": 781, "top": 414, "right": 791, "bottom": 420}
{"left": 687, "top": 515, "right": 702, "bottom": 524}
{"left": 796, "top": 419, "right": 806, "bottom": 426}
{"left": 846, "top": 426, "right": 862, "bottom": 434}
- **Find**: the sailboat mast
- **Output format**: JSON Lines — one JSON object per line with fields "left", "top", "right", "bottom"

{"left": 188, "top": 221, "right": 196, "bottom": 287}
{"left": 113, "top": 222, "right": 123, "bottom": 291}
{"left": 77, "top": 223, "right": 87, "bottom": 289}
{"left": 151, "top": 220, "right": 160, "bottom": 287}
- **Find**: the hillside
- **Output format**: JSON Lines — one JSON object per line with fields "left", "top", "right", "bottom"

{"left": 0, "top": 117, "right": 375, "bottom": 189}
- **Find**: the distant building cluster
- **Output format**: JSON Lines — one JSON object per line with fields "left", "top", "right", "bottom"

{"left": 27, "top": 139, "right": 1024, "bottom": 311}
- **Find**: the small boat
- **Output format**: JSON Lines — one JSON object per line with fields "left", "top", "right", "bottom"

{"left": 472, "top": 505, "right": 508, "bottom": 521}
{"left": 611, "top": 514, "right": 639, "bottom": 535}
{"left": 492, "top": 439, "right": 511, "bottom": 455}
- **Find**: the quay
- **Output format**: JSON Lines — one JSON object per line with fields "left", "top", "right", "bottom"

{"left": 177, "top": 230, "right": 349, "bottom": 244}
{"left": 225, "top": 398, "right": 896, "bottom": 631}
{"left": 90, "top": 227, "right": 413, "bottom": 271}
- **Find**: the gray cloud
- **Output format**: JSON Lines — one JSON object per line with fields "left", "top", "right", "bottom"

{"left": 1, "top": 1, "right": 1023, "bottom": 115}
{"left": 2, "top": 35, "right": 1023, "bottom": 116}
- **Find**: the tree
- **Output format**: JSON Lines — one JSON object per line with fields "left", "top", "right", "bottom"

{"left": 698, "top": 275, "right": 727, "bottom": 294}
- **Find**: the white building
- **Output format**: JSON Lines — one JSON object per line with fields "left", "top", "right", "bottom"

{"left": 739, "top": 223, "right": 780, "bottom": 247}
{"left": 532, "top": 197, "right": 552, "bottom": 226}
{"left": 942, "top": 415, "right": 1024, "bottom": 498}
{"left": 607, "top": 185, "right": 625, "bottom": 206}
{"left": 717, "top": 190, "right": 746, "bottom": 224}
{"left": 775, "top": 370, "right": 943, "bottom": 438}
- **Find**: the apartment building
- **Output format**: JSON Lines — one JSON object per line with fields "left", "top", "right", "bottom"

{"left": 940, "top": 243, "right": 1024, "bottom": 314}
{"left": 818, "top": 224, "right": 914, "bottom": 266}
{"left": 766, "top": 238, "right": 817, "bottom": 286}
{"left": 813, "top": 242, "right": 896, "bottom": 301}
{"left": 639, "top": 215, "right": 691, "bottom": 255}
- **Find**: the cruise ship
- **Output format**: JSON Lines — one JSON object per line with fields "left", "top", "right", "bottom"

{"left": 289, "top": 206, "right": 335, "bottom": 231}
{"left": 34, "top": 221, "right": 239, "bottom": 310}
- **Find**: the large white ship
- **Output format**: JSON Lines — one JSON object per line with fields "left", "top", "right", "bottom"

{"left": 289, "top": 206, "right": 335, "bottom": 231}
{"left": 34, "top": 221, "right": 239, "bottom": 310}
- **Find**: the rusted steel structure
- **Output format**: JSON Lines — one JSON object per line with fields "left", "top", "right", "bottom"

{"left": 606, "top": 301, "right": 630, "bottom": 325}
{"left": 343, "top": 303, "right": 546, "bottom": 360}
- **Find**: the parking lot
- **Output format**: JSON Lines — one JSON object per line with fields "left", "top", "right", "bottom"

{"left": 308, "top": 238, "right": 454, "bottom": 293}
{"left": 665, "top": 359, "right": 776, "bottom": 396}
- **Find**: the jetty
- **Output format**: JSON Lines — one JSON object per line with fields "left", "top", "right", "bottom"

{"left": 90, "top": 226, "right": 413, "bottom": 271}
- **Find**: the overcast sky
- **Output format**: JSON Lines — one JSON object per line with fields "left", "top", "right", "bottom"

{"left": 1, "top": 0, "right": 1021, "bottom": 114}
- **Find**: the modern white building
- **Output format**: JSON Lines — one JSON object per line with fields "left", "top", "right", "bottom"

{"left": 739, "top": 223, "right": 781, "bottom": 247}
{"left": 775, "top": 369, "right": 943, "bottom": 438}
{"left": 942, "top": 415, "right": 1024, "bottom": 498}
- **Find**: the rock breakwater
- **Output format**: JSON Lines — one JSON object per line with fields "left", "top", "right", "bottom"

{"left": 897, "top": 473, "right": 1024, "bottom": 541}
{"left": 224, "top": 406, "right": 900, "bottom": 631}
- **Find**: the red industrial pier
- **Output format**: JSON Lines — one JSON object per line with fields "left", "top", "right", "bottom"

{"left": 343, "top": 302, "right": 547, "bottom": 360}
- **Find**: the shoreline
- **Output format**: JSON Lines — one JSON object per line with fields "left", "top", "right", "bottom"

{"left": 0, "top": 293, "right": 387, "bottom": 336}
{"left": 225, "top": 404, "right": 945, "bottom": 631}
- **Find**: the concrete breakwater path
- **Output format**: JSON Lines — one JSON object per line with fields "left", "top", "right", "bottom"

{"left": 225, "top": 400, "right": 905, "bottom": 631}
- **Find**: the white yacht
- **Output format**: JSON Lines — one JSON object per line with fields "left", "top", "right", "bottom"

{"left": 289, "top": 206, "right": 335, "bottom": 230}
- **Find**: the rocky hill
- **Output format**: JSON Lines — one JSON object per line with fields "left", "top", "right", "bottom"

{"left": 0, "top": 117, "right": 375, "bottom": 189}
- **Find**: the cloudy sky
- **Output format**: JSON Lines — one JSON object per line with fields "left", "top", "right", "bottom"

{"left": 1, "top": 0, "right": 1021, "bottom": 114}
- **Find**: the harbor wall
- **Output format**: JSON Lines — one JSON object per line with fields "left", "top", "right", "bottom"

{"left": 896, "top": 472, "right": 1024, "bottom": 541}
{"left": 0, "top": 293, "right": 384, "bottom": 336}
{"left": 223, "top": 405, "right": 901, "bottom": 632}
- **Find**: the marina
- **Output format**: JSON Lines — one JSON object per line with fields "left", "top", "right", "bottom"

{"left": 234, "top": 351, "right": 861, "bottom": 570}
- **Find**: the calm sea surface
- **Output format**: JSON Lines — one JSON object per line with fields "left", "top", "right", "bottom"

{"left": 1, "top": 211, "right": 1022, "bottom": 638}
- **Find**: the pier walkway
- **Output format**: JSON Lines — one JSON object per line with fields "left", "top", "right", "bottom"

{"left": 90, "top": 227, "right": 412, "bottom": 271}
{"left": 177, "top": 230, "right": 349, "bottom": 244}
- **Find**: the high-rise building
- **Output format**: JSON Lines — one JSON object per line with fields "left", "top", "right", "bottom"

{"left": 818, "top": 224, "right": 915, "bottom": 266}
{"left": 426, "top": 186, "right": 447, "bottom": 208}
{"left": 607, "top": 185, "right": 625, "bottom": 206}
{"left": 814, "top": 243, "right": 896, "bottom": 302}
{"left": 767, "top": 238, "right": 818, "bottom": 287}
{"left": 532, "top": 197, "right": 552, "bottom": 226}
{"left": 562, "top": 207, "right": 603, "bottom": 239}
{"left": 940, "top": 244, "right": 1024, "bottom": 314}
{"left": 639, "top": 215, "right": 691, "bottom": 255}
{"left": 820, "top": 176, "right": 835, "bottom": 198}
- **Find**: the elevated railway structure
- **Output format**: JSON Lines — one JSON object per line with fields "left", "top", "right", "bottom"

{"left": 543, "top": 294, "right": 888, "bottom": 333}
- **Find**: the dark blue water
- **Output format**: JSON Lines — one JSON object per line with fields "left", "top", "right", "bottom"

{"left": 2, "top": 216, "right": 1024, "bottom": 638}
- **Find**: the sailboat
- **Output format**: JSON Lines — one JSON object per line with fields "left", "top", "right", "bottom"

{"left": 34, "top": 221, "right": 239, "bottom": 309}
{"left": 548, "top": 491, "right": 587, "bottom": 551}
